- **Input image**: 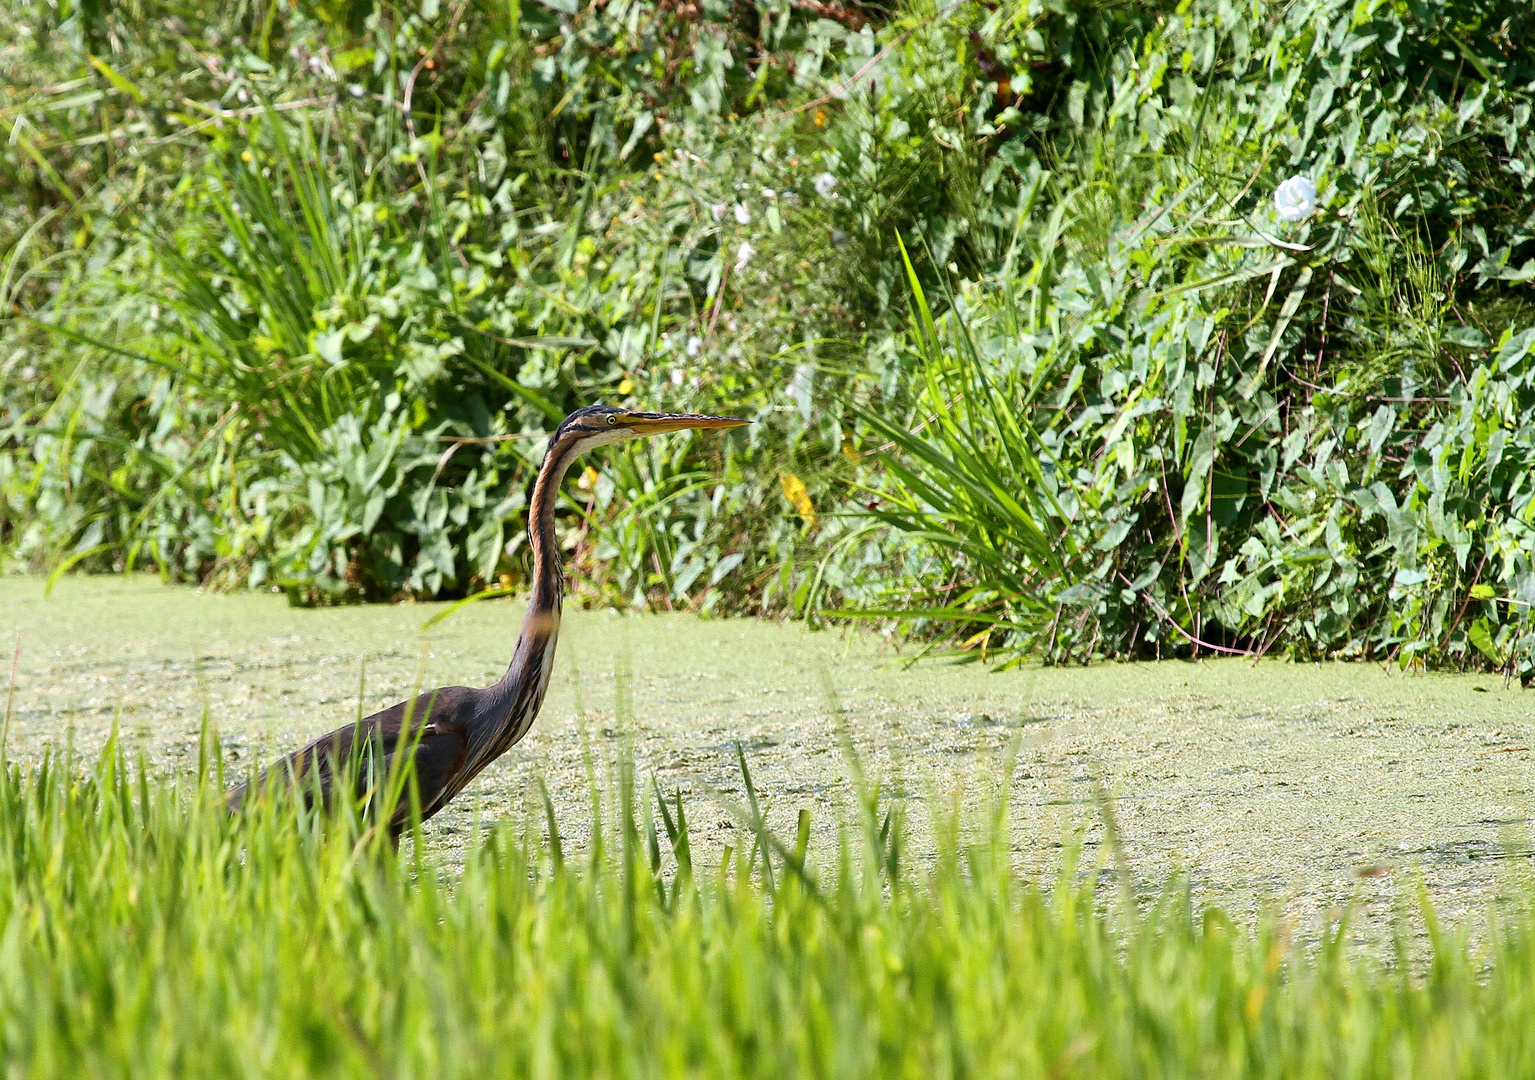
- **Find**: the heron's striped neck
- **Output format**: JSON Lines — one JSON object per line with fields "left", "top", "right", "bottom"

{"left": 526, "top": 433, "right": 582, "bottom": 616}
{"left": 464, "top": 431, "right": 585, "bottom": 779}
{"left": 486, "top": 429, "right": 585, "bottom": 698}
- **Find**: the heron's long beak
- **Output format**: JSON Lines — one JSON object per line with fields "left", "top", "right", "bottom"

{"left": 626, "top": 413, "right": 751, "bottom": 435}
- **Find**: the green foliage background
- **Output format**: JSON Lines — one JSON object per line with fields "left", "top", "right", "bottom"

{"left": 3, "top": 0, "right": 1535, "bottom": 669}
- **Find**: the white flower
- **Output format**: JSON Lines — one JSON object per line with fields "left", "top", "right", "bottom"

{"left": 734, "top": 241, "right": 756, "bottom": 271}
{"left": 814, "top": 172, "right": 837, "bottom": 198}
{"left": 236, "top": 86, "right": 250, "bottom": 103}
{"left": 348, "top": 83, "right": 366, "bottom": 98}
{"left": 761, "top": 188, "right": 777, "bottom": 199}
{"left": 1274, "top": 176, "right": 1318, "bottom": 222}
{"left": 685, "top": 338, "right": 703, "bottom": 358}
{"left": 733, "top": 202, "right": 751, "bottom": 225}
{"left": 711, "top": 203, "right": 727, "bottom": 221}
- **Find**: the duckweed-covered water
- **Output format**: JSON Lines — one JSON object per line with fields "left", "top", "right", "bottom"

{"left": 4, "top": 574, "right": 1532, "bottom": 941}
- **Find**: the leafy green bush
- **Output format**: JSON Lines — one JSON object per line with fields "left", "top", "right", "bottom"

{"left": 6, "top": 0, "right": 1535, "bottom": 677}
{"left": 850, "top": 0, "right": 1535, "bottom": 669}
{"left": 2, "top": 0, "right": 948, "bottom": 605}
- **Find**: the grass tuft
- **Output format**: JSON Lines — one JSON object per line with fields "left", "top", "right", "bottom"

{"left": 0, "top": 733, "right": 1531, "bottom": 1075}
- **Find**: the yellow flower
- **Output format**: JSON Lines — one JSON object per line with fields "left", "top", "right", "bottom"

{"left": 780, "top": 471, "right": 815, "bottom": 526}
{"left": 578, "top": 465, "right": 599, "bottom": 491}
{"left": 616, "top": 376, "right": 634, "bottom": 395}
{"left": 813, "top": 109, "right": 827, "bottom": 127}
{"left": 240, "top": 150, "right": 253, "bottom": 163}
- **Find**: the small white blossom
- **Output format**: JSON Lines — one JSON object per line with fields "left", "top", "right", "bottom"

{"left": 236, "top": 86, "right": 250, "bottom": 103}
{"left": 733, "top": 202, "right": 751, "bottom": 225}
{"left": 734, "top": 241, "right": 756, "bottom": 271}
{"left": 761, "top": 188, "right": 777, "bottom": 199}
{"left": 685, "top": 338, "right": 703, "bottom": 359}
{"left": 814, "top": 172, "right": 837, "bottom": 198}
{"left": 348, "top": 83, "right": 366, "bottom": 98}
{"left": 711, "top": 203, "right": 727, "bottom": 221}
{"left": 20, "top": 366, "right": 36, "bottom": 381}
{"left": 1274, "top": 176, "right": 1318, "bottom": 222}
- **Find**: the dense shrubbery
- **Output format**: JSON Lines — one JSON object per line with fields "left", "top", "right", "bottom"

{"left": 846, "top": 0, "right": 1535, "bottom": 670}
{"left": 3, "top": 0, "right": 1535, "bottom": 668}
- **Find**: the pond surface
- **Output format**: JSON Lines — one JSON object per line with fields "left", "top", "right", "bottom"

{"left": 5, "top": 574, "right": 1533, "bottom": 941}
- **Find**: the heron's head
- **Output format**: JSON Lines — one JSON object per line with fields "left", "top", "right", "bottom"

{"left": 551, "top": 404, "right": 751, "bottom": 457}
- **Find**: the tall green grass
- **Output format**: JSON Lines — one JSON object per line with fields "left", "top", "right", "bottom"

{"left": 2, "top": 726, "right": 1534, "bottom": 1077}
{"left": 160, "top": 115, "right": 395, "bottom": 462}
{"left": 848, "top": 239, "right": 1081, "bottom": 664}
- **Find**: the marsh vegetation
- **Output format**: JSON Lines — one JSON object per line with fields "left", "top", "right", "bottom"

{"left": 5, "top": 0, "right": 1535, "bottom": 668}
{"left": 2, "top": 693, "right": 1535, "bottom": 1078}
{"left": 1, "top": 576, "right": 1534, "bottom": 1075}
{"left": 6, "top": 0, "right": 1535, "bottom": 1071}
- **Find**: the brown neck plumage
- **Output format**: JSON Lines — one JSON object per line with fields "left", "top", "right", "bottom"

{"left": 473, "top": 428, "right": 585, "bottom": 773}
{"left": 525, "top": 431, "right": 581, "bottom": 616}
{"left": 486, "top": 429, "right": 583, "bottom": 689}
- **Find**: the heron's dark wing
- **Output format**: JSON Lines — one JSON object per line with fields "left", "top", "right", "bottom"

{"left": 396, "top": 718, "right": 471, "bottom": 824}
{"left": 227, "top": 686, "right": 474, "bottom": 827}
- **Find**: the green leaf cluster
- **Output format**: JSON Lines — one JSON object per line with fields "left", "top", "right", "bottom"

{"left": 4, "top": 0, "right": 1535, "bottom": 663}
{"left": 849, "top": 0, "right": 1535, "bottom": 668}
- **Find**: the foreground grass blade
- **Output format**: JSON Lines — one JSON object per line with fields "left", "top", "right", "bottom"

{"left": 0, "top": 744, "right": 1532, "bottom": 1077}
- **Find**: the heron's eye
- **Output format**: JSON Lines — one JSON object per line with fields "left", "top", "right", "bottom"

{"left": 605, "top": 414, "right": 618, "bottom": 426}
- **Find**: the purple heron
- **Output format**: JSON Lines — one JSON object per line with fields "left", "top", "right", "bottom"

{"left": 227, "top": 405, "right": 750, "bottom": 830}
